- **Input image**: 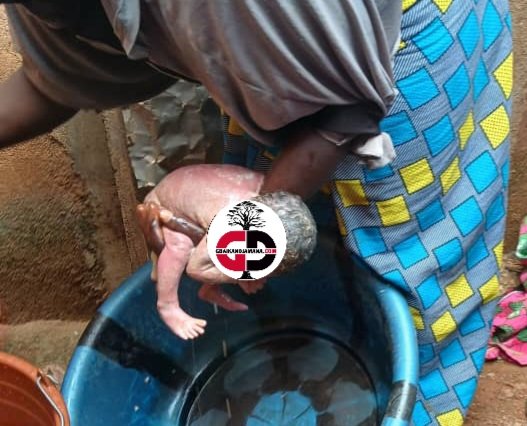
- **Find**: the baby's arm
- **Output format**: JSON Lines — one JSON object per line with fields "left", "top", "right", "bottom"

{"left": 156, "top": 227, "right": 207, "bottom": 340}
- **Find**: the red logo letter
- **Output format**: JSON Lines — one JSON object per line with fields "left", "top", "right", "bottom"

{"left": 216, "top": 231, "right": 246, "bottom": 271}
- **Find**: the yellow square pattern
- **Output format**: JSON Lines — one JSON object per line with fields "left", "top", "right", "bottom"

{"left": 321, "top": 183, "right": 332, "bottom": 195}
{"left": 494, "top": 240, "right": 504, "bottom": 268}
{"left": 459, "top": 112, "right": 475, "bottom": 150}
{"left": 437, "top": 409, "right": 464, "bottom": 426}
{"left": 431, "top": 311, "right": 457, "bottom": 342}
{"left": 262, "top": 150, "right": 276, "bottom": 161}
{"left": 399, "top": 40, "right": 407, "bottom": 51}
{"left": 440, "top": 157, "right": 461, "bottom": 195}
{"left": 494, "top": 53, "right": 513, "bottom": 100}
{"left": 446, "top": 274, "right": 474, "bottom": 307}
{"left": 400, "top": 159, "right": 435, "bottom": 194}
{"left": 227, "top": 118, "right": 245, "bottom": 136}
{"left": 480, "top": 105, "right": 510, "bottom": 149}
{"left": 479, "top": 275, "right": 500, "bottom": 304}
{"left": 376, "top": 196, "right": 411, "bottom": 227}
{"left": 410, "top": 306, "right": 425, "bottom": 330}
{"left": 335, "top": 180, "right": 369, "bottom": 207}
{"left": 336, "top": 209, "right": 348, "bottom": 237}
{"left": 433, "top": 0, "right": 453, "bottom": 13}
{"left": 402, "top": 0, "right": 417, "bottom": 12}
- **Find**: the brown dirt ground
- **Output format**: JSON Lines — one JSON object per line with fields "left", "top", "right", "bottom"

{"left": 467, "top": 362, "right": 527, "bottom": 425}
{"left": 0, "top": 321, "right": 87, "bottom": 377}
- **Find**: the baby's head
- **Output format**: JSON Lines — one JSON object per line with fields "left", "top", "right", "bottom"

{"left": 251, "top": 191, "right": 317, "bottom": 275}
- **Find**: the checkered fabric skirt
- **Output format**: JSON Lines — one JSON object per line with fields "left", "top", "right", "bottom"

{"left": 222, "top": 1, "right": 513, "bottom": 424}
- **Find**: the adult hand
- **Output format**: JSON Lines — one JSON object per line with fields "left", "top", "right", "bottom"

{"left": 136, "top": 204, "right": 258, "bottom": 285}
{"left": 136, "top": 201, "right": 230, "bottom": 286}
{"left": 136, "top": 165, "right": 265, "bottom": 285}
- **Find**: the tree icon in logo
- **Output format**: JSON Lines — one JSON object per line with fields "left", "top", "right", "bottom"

{"left": 227, "top": 201, "right": 266, "bottom": 279}
{"left": 227, "top": 201, "right": 265, "bottom": 230}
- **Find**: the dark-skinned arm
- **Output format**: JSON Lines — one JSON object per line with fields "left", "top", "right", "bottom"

{"left": 148, "top": 126, "right": 348, "bottom": 252}
{"left": 260, "top": 127, "right": 348, "bottom": 200}
{"left": 0, "top": 68, "right": 77, "bottom": 148}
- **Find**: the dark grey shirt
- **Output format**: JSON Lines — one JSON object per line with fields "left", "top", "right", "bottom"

{"left": 6, "top": 2, "right": 174, "bottom": 110}
{"left": 7, "top": 1, "right": 401, "bottom": 145}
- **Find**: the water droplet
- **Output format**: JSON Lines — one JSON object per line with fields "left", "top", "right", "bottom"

{"left": 225, "top": 398, "right": 232, "bottom": 419}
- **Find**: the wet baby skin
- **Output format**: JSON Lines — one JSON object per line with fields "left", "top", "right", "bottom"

{"left": 137, "top": 164, "right": 265, "bottom": 340}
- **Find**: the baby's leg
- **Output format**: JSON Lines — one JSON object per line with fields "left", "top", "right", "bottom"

{"left": 198, "top": 284, "right": 248, "bottom": 312}
{"left": 157, "top": 228, "right": 207, "bottom": 340}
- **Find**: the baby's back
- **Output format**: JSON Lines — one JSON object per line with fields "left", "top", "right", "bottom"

{"left": 146, "top": 164, "right": 264, "bottom": 226}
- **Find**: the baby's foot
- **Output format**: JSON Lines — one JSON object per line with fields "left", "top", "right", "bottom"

{"left": 158, "top": 303, "right": 207, "bottom": 340}
{"left": 199, "top": 284, "right": 248, "bottom": 312}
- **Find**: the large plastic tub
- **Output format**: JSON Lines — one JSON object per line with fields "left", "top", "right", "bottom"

{"left": 62, "top": 229, "right": 418, "bottom": 425}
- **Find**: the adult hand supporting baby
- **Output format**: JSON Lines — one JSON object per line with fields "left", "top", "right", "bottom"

{"left": 138, "top": 164, "right": 265, "bottom": 283}
{"left": 136, "top": 165, "right": 268, "bottom": 339}
{"left": 136, "top": 164, "right": 317, "bottom": 340}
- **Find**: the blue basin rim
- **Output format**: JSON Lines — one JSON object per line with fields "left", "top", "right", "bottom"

{"left": 62, "top": 260, "right": 419, "bottom": 425}
{"left": 377, "top": 281, "right": 418, "bottom": 426}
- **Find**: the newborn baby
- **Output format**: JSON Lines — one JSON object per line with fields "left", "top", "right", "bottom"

{"left": 137, "top": 164, "right": 316, "bottom": 340}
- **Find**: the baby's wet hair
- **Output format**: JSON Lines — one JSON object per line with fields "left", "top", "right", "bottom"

{"left": 252, "top": 191, "right": 317, "bottom": 275}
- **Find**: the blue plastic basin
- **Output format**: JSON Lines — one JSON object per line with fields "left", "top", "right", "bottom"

{"left": 62, "top": 228, "right": 418, "bottom": 425}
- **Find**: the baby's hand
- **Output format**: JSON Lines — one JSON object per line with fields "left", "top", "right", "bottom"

{"left": 238, "top": 280, "right": 266, "bottom": 295}
{"left": 186, "top": 239, "right": 267, "bottom": 290}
